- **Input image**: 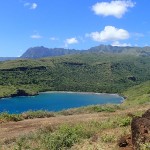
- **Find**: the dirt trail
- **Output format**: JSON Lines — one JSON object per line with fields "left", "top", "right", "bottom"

{"left": 0, "top": 105, "right": 149, "bottom": 142}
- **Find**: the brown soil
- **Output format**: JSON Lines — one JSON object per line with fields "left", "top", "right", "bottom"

{"left": 118, "top": 108, "right": 150, "bottom": 150}
{"left": 131, "top": 109, "right": 150, "bottom": 149}
{"left": 0, "top": 105, "right": 149, "bottom": 146}
{"left": 0, "top": 113, "right": 107, "bottom": 142}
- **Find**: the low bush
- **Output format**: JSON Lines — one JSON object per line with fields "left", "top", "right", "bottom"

{"left": 101, "top": 134, "right": 116, "bottom": 143}
{"left": 40, "top": 123, "right": 99, "bottom": 150}
{"left": 22, "top": 110, "right": 55, "bottom": 119}
{"left": 140, "top": 143, "right": 150, "bottom": 150}
{"left": 0, "top": 112, "right": 23, "bottom": 122}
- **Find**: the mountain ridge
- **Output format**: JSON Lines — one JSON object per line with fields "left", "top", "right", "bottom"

{"left": 21, "top": 46, "right": 83, "bottom": 58}
{"left": 0, "top": 57, "right": 18, "bottom": 61}
{"left": 1, "top": 45, "right": 150, "bottom": 61}
{"left": 21, "top": 45, "right": 150, "bottom": 59}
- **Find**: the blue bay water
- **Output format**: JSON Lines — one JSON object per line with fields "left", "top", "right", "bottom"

{"left": 0, "top": 92, "right": 123, "bottom": 114}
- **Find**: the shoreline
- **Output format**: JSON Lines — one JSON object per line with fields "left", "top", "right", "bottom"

{"left": 0, "top": 90, "right": 125, "bottom": 101}
{"left": 42, "top": 91, "right": 121, "bottom": 96}
{"left": 42, "top": 91, "right": 125, "bottom": 102}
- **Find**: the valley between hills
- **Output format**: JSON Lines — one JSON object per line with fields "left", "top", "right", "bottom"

{"left": 0, "top": 46, "right": 150, "bottom": 150}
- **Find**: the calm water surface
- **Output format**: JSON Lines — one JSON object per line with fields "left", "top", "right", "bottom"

{"left": 0, "top": 92, "right": 123, "bottom": 114}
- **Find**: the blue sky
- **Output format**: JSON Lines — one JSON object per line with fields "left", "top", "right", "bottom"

{"left": 0, "top": 0, "right": 150, "bottom": 56}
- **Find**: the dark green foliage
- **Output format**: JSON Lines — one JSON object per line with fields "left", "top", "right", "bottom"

{"left": 0, "top": 54, "right": 150, "bottom": 98}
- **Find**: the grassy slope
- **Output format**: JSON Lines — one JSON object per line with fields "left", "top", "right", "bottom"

{"left": 0, "top": 54, "right": 150, "bottom": 98}
{"left": 123, "top": 80, "right": 150, "bottom": 105}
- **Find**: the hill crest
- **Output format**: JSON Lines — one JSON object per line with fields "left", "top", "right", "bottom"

{"left": 20, "top": 45, "right": 150, "bottom": 59}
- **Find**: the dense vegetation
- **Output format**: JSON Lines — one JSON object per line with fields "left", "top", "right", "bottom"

{"left": 0, "top": 53, "right": 150, "bottom": 98}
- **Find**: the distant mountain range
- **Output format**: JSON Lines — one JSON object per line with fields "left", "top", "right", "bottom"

{"left": 1, "top": 45, "right": 150, "bottom": 61}
{"left": 20, "top": 45, "right": 150, "bottom": 58}
{"left": 21, "top": 46, "right": 82, "bottom": 58}
{"left": 0, "top": 57, "right": 18, "bottom": 61}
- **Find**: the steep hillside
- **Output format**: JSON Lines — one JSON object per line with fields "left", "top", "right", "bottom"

{"left": 123, "top": 80, "right": 150, "bottom": 105}
{"left": 0, "top": 54, "right": 150, "bottom": 98}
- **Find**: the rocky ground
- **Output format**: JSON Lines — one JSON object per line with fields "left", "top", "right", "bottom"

{"left": 118, "top": 109, "right": 150, "bottom": 150}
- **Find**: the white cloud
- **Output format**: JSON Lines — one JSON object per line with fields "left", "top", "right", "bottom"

{"left": 31, "top": 3, "right": 37, "bottom": 9}
{"left": 24, "top": 3, "right": 30, "bottom": 6}
{"left": 87, "top": 26, "right": 129, "bottom": 42}
{"left": 24, "top": 2, "right": 37, "bottom": 10}
{"left": 112, "top": 41, "right": 131, "bottom": 47}
{"left": 132, "top": 32, "right": 144, "bottom": 38}
{"left": 131, "top": 33, "right": 144, "bottom": 41}
{"left": 30, "top": 34, "right": 42, "bottom": 39}
{"left": 50, "top": 37, "right": 58, "bottom": 41}
{"left": 65, "top": 37, "right": 78, "bottom": 47}
{"left": 135, "top": 33, "right": 144, "bottom": 37}
{"left": 92, "top": 0, "right": 135, "bottom": 18}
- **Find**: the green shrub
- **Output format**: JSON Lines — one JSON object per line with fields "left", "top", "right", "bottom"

{"left": 40, "top": 124, "right": 87, "bottom": 150}
{"left": 118, "top": 117, "right": 131, "bottom": 127}
{"left": 0, "top": 112, "right": 23, "bottom": 122}
{"left": 140, "top": 143, "right": 150, "bottom": 150}
{"left": 88, "top": 105, "right": 116, "bottom": 113}
{"left": 101, "top": 134, "right": 116, "bottom": 143}
{"left": 0, "top": 110, "right": 55, "bottom": 122}
{"left": 89, "top": 116, "right": 131, "bottom": 130}
{"left": 22, "top": 110, "right": 55, "bottom": 119}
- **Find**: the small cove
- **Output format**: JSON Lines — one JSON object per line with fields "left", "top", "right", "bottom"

{"left": 0, "top": 92, "right": 124, "bottom": 114}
